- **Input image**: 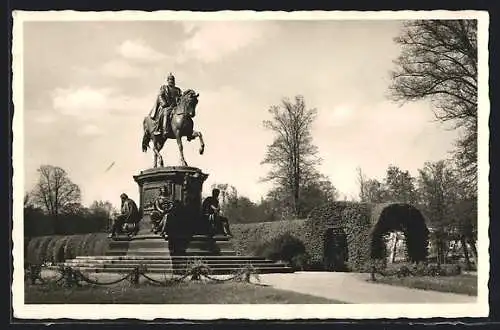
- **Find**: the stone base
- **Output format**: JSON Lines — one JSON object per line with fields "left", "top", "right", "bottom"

{"left": 133, "top": 166, "right": 209, "bottom": 236}
{"left": 108, "top": 234, "right": 236, "bottom": 257}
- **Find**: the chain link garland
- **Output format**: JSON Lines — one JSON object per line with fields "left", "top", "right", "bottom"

{"left": 25, "top": 261, "right": 260, "bottom": 288}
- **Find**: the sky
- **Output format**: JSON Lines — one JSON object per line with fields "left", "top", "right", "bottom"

{"left": 22, "top": 19, "right": 460, "bottom": 208}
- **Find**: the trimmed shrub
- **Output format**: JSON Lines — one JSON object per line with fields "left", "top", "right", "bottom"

{"left": 24, "top": 233, "right": 109, "bottom": 264}
{"left": 231, "top": 219, "right": 307, "bottom": 256}
{"left": 369, "top": 203, "right": 429, "bottom": 264}
{"left": 51, "top": 236, "right": 71, "bottom": 262}
{"left": 26, "top": 237, "right": 40, "bottom": 264}
{"left": 298, "top": 201, "right": 430, "bottom": 272}
{"left": 291, "top": 252, "right": 312, "bottom": 271}
{"left": 90, "top": 234, "right": 110, "bottom": 256}
{"left": 63, "top": 235, "right": 82, "bottom": 260}
{"left": 342, "top": 203, "right": 373, "bottom": 272}
{"left": 253, "top": 233, "right": 307, "bottom": 268}
{"left": 79, "top": 233, "right": 97, "bottom": 256}
{"left": 302, "top": 201, "right": 358, "bottom": 268}
{"left": 45, "top": 237, "right": 61, "bottom": 262}
{"left": 37, "top": 236, "right": 57, "bottom": 263}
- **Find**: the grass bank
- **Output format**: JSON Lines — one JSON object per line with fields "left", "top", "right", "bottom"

{"left": 25, "top": 281, "right": 345, "bottom": 304}
{"left": 374, "top": 274, "right": 477, "bottom": 296}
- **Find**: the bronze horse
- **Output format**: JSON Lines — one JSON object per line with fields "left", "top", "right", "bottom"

{"left": 142, "top": 89, "right": 205, "bottom": 167}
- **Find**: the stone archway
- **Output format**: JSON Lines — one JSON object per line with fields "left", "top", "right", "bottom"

{"left": 369, "top": 203, "right": 429, "bottom": 263}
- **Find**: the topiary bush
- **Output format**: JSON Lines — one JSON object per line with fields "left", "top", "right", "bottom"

{"left": 63, "top": 234, "right": 83, "bottom": 260}
{"left": 252, "top": 233, "right": 307, "bottom": 269}
{"left": 231, "top": 219, "right": 307, "bottom": 256}
{"left": 302, "top": 201, "right": 358, "bottom": 268}
{"left": 24, "top": 233, "right": 109, "bottom": 264}
{"left": 342, "top": 203, "right": 374, "bottom": 272}
{"left": 369, "top": 203, "right": 429, "bottom": 265}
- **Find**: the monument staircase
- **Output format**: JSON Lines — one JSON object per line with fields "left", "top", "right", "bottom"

{"left": 55, "top": 166, "right": 293, "bottom": 275}
{"left": 59, "top": 234, "right": 294, "bottom": 275}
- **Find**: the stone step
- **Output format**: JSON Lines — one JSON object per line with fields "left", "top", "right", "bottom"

{"left": 63, "top": 261, "right": 283, "bottom": 269}
{"left": 51, "top": 265, "right": 294, "bottom": 275}
{"left": 75, "top": 255, "right": 266, "bottom": 260}
{"left": 108, "top": 240, "right": 233, "bottom": 249}
{"left": 113, "top": 234, "right": 231, "bottom": 242}
{"left": 66, "top": 258, "right": 275, "bottom": 265}
{"left": 105, "top": 250, "right": 237, "bottom": 256}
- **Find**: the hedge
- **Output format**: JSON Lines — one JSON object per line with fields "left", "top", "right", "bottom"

{"left": 342, "top": 203, "right": 373, "bottom": 272}
{"left": 302, "top": 201, "right": 358, "bottom": 268}
{"left": 300, "top": 201, "right": 429, "bottom": 272}
{"left": 369, "top": 203, "right": 429, "bottom": 264}
{"left": 24, "top": 233, "right": 109, "bottom": 264}
{"left": 253, "top": 233, "right": 308, "bottom": 269}
{"left": 231, "top": 219, "right": 307, "bottom": 256}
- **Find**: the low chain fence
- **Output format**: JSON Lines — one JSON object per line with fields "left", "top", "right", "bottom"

{"left": 24, "top": 261, "right": 261, "bottom": 288}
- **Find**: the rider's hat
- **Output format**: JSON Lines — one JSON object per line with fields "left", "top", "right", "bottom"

{"left": 167, "top": 72, "right": 175, "bottom": 81}
{"left": 120, "top": 193, "right": 128, "bottom": 199}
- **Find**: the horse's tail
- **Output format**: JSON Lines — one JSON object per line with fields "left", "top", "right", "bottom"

{"left": 142, "top": 117, "right": 150, "bottom": 152}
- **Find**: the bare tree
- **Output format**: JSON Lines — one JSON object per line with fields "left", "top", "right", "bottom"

{"left": 261, "top": 95, "right": 321, "bottom": 217}
{"left": 31, "top": 165, "right": 82, "bottom": 217}
{"left": 388, "top": 20, "right": 478, "bottom": 187}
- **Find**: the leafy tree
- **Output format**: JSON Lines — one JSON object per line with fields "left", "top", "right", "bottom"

{"left": 417, "top": 160, "right": 465, "bottom": 265}
{"left": 298, "top": 176, "right": 339, "bottom": 217}
{"left": 210, "top": 183, "right": 238, "bottom": 214}
{"left": 30, "top": 165, "right": 81, "bottom": 217}
{"left": 88, "top": 200, "right": 116, "bottom": 218}
{"left": 261, "top": 95, "right": 321, "bottom": 217}
{"left": 384, "top": 165, "right": 418, "bottom": 204}
{"left": 356, "top": 168, "right": 388, "bottom": 203}
{"left": 23, "top": 193, "right": 47, "bottom": 237}
{"left": 389, "top": 20, "right": 478, "bottom": 186}
{"left": 61, "top": 202, "right": 86, "bottom": 216}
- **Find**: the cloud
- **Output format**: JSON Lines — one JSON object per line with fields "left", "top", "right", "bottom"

{"left": 325, "top": 104, "right": 355, "bottom": 127}
{"left": 51, "top": 86, "right": 153, "bottom": 118}
{"left": 32, "top": 113, "right": 58, "bottom": 124}
{"left": 178, "top": 22, "right": 278, "bottom": 63}
{"left": 118, "top": 39, "right": 166, "bottom": 62}
{"left": 79, "top": 124, "right": 102, "bottom": 136}
{"left": 52, "top": 87, "right": 113, "bottom": 118}
{"left": 100, "top": 59, "right": 144, "bottom": 78}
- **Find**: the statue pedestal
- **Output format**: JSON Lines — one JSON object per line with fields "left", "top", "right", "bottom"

{"left": 57, "top": 166, "right": 294, "bottom": 275}
{"left": 133, "top": 166, "right": 209, "bottom": 237}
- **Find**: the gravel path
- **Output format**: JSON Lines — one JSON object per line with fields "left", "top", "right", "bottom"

{"left": 256, "top": 272, "right": 476, "bottom": 303}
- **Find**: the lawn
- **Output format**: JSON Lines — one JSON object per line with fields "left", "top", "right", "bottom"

{"left": 25, "top": 281, "right": 345, "bottom": 304}
{"left": 374, "top": 274, "right": 477, "bottom": 296}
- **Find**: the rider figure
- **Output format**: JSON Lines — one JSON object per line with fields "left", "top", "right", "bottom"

{"left": 152, "top": 185, "right": 175, "bottom": 237}
{"left": 202, "top": 188, "right": 233, "bottom": 238}
{"left": 149, "top": 72, "right": 182, "bottom": 136}
{"left": 108, "top": 193, "right": 141, "bottom": 238}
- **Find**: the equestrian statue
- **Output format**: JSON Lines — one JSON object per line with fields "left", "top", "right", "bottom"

{"left": 142, "top": 72, "right": 205, "bottom": 167}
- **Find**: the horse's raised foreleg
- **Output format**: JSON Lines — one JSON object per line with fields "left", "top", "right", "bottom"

{"left": 189, "top": 130, "right": 205, "bottom": 155}
{"left": 175, "top": 132, "right": 188, "bottom": 166}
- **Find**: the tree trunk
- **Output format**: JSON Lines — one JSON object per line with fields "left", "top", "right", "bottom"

{"left": 467, "top": 237, "right": 478, "bottom": 268}
{"left": 460, "top": 236, "right": 472, "bottom": 270}
{"left": 436, "top": 238, "right": 445, "bottom": 266}
{"left": 390, "top": 233, "right": 399, "bottom": 263}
